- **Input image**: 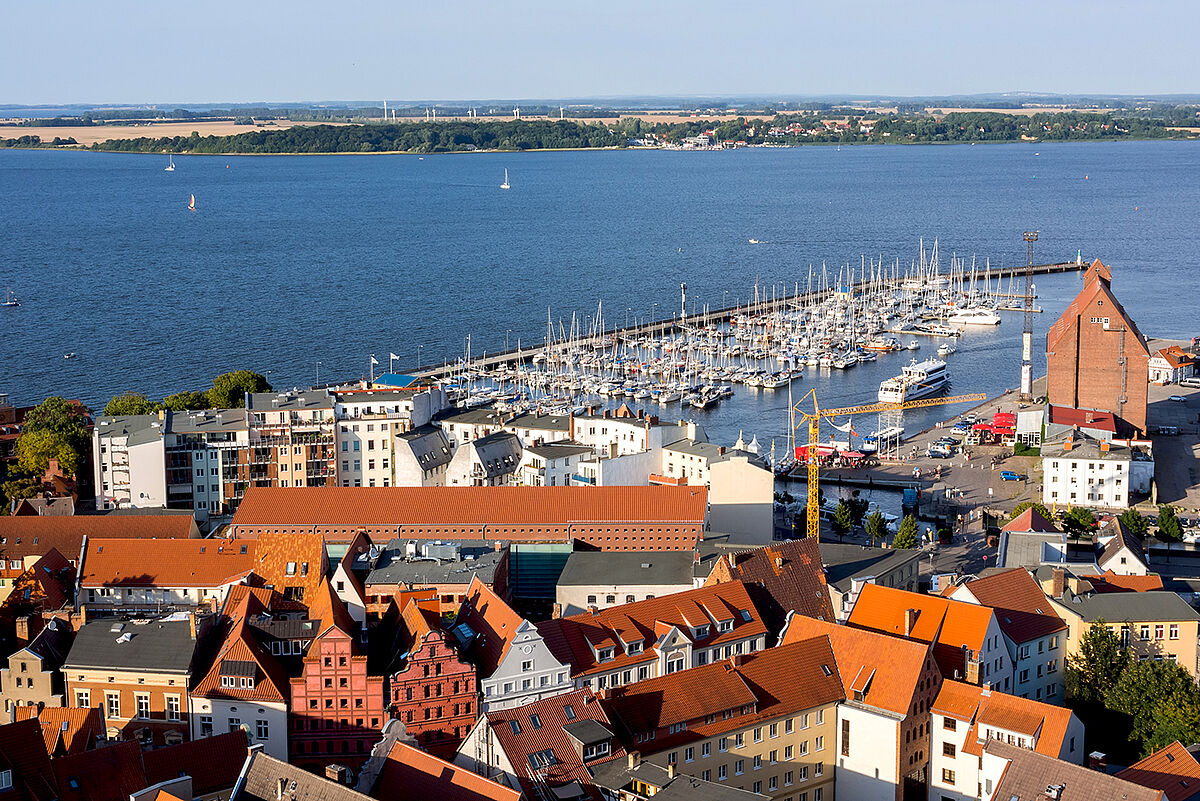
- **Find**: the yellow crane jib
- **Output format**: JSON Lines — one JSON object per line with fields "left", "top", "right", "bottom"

{"left": 790, "top": 389, "right": 988, "bottom": 539}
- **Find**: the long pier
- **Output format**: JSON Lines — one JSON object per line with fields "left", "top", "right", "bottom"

{"left": 405, "top": 260, "right": 1086, "bottom": 381}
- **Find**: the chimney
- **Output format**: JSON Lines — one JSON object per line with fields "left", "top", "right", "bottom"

{"left": 1052, "top": 569, "right": 1066, "bottom": 598}
{"left": 904, "top": 608, "right": 919, "bottom": 637}
{"left": 1063, "top": 437, "right": 1073, "bottom": 452}
{"left": 627, "top": 751, "right": 640, "bottom": 770}
{"left": 1085, "top": 411, "right": 1095, "bottom": 424}
{"left": 188, "top": 611, "right": 197, "bottom": 640}
{"left": 667, "top": 762, "right": 676, "bottom": 779}
{"left": 587, "top": 605, "right": 598, "bottom": 616}
{"left": 732, "top": 653, "right": 748, "bottom": 668}
{"left": 552, "top": 603, "right": 563, "bottom": 619}
{"left": 276, "top": 778, "right": 286, "bottom": 800}
{"left": 981, "top": 682, "right": 991, "bottom": 696}
{"left": 1100, "top": 440, "right": 1110, "bottom": 452}
{"left": 775, "top": 556, "right": 784, "bottom": 569}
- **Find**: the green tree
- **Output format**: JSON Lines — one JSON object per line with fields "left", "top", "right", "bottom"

{"left": 1158, "top": 504, "right": 1184, "bottom": 542}
{"left": 15, "top": 397, "right": 90, "bottom": 478}
{"left": 1118, "top": 508, "right": 1150, "bottom": 538}
{"left": 832, "top": 501, "right": 853, "bottom": 540}
{"left": 1065, "top": 621, "right": 1129, "bottom": 703}
{"left": 864, "top": 510, "right": 888, "bottom": 542}
{"left": 104, "top": 391, "right": 158, "bottom": 416}
{"left": 845, "top": 497, "right": 869, "bottom": 526}
{"left": 206, "top": 370, "right": 272, "bottom": 409}
{"left": 16, "top": 427, "right": 81, "bottom": 477}
{"left": 1010, "top": 501, "right": 1051, "bottom": 522}
{"left": 1063, "top": 507, "right": 1098, "bottom": 540}
{"left": 1106, "top": 658, "right": 1200, "bottom": 756}
{"left": 161, "top": 390, "right": 211, "bottom": 411}
{"left": 893, "top": 515, "right": 919, "bottom": 549}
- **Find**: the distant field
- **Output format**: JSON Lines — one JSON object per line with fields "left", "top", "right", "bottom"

{"left": 925, "top": 106, "right": 1107, "bottom": 116}
{"left": 0, "top": 119, "right": 347, "bottom": 146}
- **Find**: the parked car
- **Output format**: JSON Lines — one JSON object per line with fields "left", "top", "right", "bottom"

{"left": 1000, "top": 470, "right": 1024, "bottom": 481}
{"left": 1168, "top": 395, "right": 1187, "bottom": 402}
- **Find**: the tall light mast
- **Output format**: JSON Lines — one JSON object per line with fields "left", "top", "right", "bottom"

{"left": 1021, "top": 230, "right": 1038, "bottom": 399}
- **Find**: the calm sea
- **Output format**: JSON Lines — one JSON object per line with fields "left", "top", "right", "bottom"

{"left": 2, "top": 141, "right": 1198, "bottom": 452}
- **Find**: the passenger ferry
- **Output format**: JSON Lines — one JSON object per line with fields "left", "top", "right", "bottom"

{"left": 878, "top": 358, "right": 949, "bottom": 403}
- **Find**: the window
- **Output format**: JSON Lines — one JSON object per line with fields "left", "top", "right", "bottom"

{"left": 753, "top": 755, "right": 762, "bottom": 770}
{"left": 943, "top": 717, "right": 957, "bottom": 731}
{"left": 166, "top": 696, "right": 181, "bottom": 721}
{"left": 942, "top": 768, "right": 955, "bottom": 784}
{"left": 841, "top": 719, "right": 850, "bottom": 756}
{"left": 530, "top": 714, "right": 542, "bottom": 730}
{"left": 734, "top": 759, "right": 744, "bottom": 776}
{"left": 0, "top": 770, "right": 11, "bottom": 791}
{"left": 200, "top": 716, "right": 213, "bottom": 737}
{"left": 784, "top": 771, "right": 793, "bottom": 786}
{"left": 718, "top": 765, "right": 727, "bottom": 781}
{"left": 718, "top": 737, "right": 728, "bottom": 752}
{"left": 769, "top": 749, "right": 777, "bottom": 764}
{"left": 735, "top": 733, "right": 744, "bottom": 748}
{"left": 685, "top": 747, "right": 694, "bottom": 762}
{"left": 106, "top": 692, "right": 120, "bottom": 719}
{"left": 257, "top": 719, "right": 269, "bottom": 740}
{"left": 75, "top": 690, "right": 90, "bottom": 708}
{"left": 1171, "top": 624, "right": 1180, "bottom": 640}
{"left": 522, "top": 660, "right": 534, "bottom": 672}
{"left": 815, "top": 735, "right": 824, "bottom": 751}
{"left": 753, "top": 781, "right": 762, "bottom": 794}
{"left": 785, "top": 745, "right": 794, "bottom": 760}
{"left": 228, "top": 717, "right": 241, "bottom": 732}
{"left": 943, "top": 742, "right": 956, "bottom": 757}
{"left": 701, "top": 742, "right": 710, "bottom": 758}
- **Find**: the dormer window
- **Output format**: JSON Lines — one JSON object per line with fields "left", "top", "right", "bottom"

{"left": 627, "top": 641, "right": 643, "bottom": 654}
{"left": 718, "top": 620, "right": 733, "bottom": 633}
{"left": 583, "top": 742, "right": 610, "bottom": 760}
{"left": 597, "top": 647, "right": 615, "bottom": 663}
{"left": 695, "top": 625, "right": 711, "bottom": 639}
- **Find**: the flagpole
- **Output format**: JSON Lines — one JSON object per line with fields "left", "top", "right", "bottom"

{"left": 370, "top": 354, "right": 376, "bottom": 382}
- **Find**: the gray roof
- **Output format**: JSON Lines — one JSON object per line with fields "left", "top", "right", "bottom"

{"left": 562, "top": 718, "right": 612, "bottom": 745}
{"left": 526, "top": 441, "right": 594, "bottom": 459}
{"left": 366, "top": 538, "right": 506, "bottom": 587}
{"left": 167, "top": 408, "right": 249, "bottom": 434}
{"left": 1069, "top": 590, "right": 1200, "bottom": 623}
{"left": 507, "top": 411, "right": 571, "bottom": 433}
{"left": 1097, "top": 518, "right": 1147, "bottom": 570}
{"left": 591, "top": 760, "right": 765, "bottom": 801}
{"left": 1042, "top": 431, "right": 1132, "bottom": 461}
{"left": 246, "top": 390, "right": 333, "bottom": 411}
{"left": 63, "top": 616, "right": 199, "bottom": 674}
{"left": 18, "top": 618, "right": 73, "bottom": 669}
{"left": 556, "top": 551, "right": 695, "bottom": 587}
{"left": 236, "top": 750, "right": 371, "bottom": 801}
{"left": 472, "top": 431, "right": 523, "bottom": 478}
{"left": 437, "top": 407, "right": 506, "bottom": 426}
{"left": 664, "top": 439, "right": 723, "bottom": 460}
{"left": 985, "top": 740, "right": 1160, "bottom": 801}
{"left": 94, "top": 415, "right": 165, "bottom": 447}
{"left": 711, "top": 448, "right": 770, "bottom": 471}
{"left": 397, "top": 425, "right": 453, "bottom": 471}
{"left": 819, "top": 543, "right": 921, "bottom": 592}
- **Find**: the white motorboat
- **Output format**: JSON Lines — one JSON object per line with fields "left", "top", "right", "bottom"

{"left": 878, "top": 358, "right": 949, "bottom": 403}
{"left": 947, "top": 307, "right": 1001, "bottom": 326}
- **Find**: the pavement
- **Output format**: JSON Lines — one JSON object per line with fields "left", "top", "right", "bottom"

{"left": 1145, "top": 376, "right": 1200, "bottom": 513}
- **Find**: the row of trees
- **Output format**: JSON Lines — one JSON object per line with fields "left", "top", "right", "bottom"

{"left": 783, "top": 492, "right": 924, "bottom": 548}
{"left": 102, "top": 370, "right": 272, "bottom": 416}
{"left": 1007, "top": 500, "right": 1184, "bottom": 546}
{"left": 1066, "top": 622, "right": 1200, "bottom": 757}
{"left": 77, "top": 109, "right": 1196, "bottom": 156}
{"left": 0, "top": 397, "right": 92, "bottom": 511}
{"left": 0, "top": 135, "right": 79, "bottom": 148}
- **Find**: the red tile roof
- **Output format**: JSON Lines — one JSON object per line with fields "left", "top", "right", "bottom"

{"left": 781, "top": 614, "right": 933, "bottom": 716}
{"left": 847, "top": 583, "right": 996, "bottom": 676}
{"left": 603, "top": 636, "right": 844, "bottom": 750}
{"left": 933, "top": 680, "right": 1077, "bottom": 758}
{"left": 1047, "top": 262, "right": 1150, "bottom": 359}
{"left": 1047, "top": 405, "right": 1118, "bottom": 433}
{"left": 80, "top": 538, "right": 256, "bottom": 588}
{"left": 954, "top": 568, "right": 1066, "bottom": 644}
{"left": 229, "top": 486, "right": 708, "bottom": 546}
{"left": 1117, "top": 741, "right": 1200, "bottom": 801}
{"left": 0, "top": 515, "right": 196, "bottom": 564}
{"left": 704, "top": 538, "right": 836, "bottom": 627}
{"left": 2, "top": 547, "right": 75, "bottom": 613}
{"left": 53, "top": 739, "right": 148, "bottom": 801}
{"left": 192, "top": 590, "right": 290, "bottom": 703}
{"left": 1002, "top": 507, "right": 1060, "bottom": 534}
{"left": 1081, "top": 570, "right": 1165, "bottom": 593}
{"left": 143, "top": 730, "right": 249, "bottom": 797}
{"left": 371, "top": 740, "right": 521, "bottom": 801}
{"left": 457, "top": 576, "right": 529, "bottom": 678}
{"left": 14, "top": 706, "right": 104, "bottom": 756}
{"left": 0, "top": 717, "right": 58, "bottom": 801}
{"left": 486, "top": 687, "right": 625, "bottom": 801}
{"left": 536, "top": 581, "right": 768, "bottom": 679}
{"left": 1155, "top": 346, "right": 1197, "bottom": 369}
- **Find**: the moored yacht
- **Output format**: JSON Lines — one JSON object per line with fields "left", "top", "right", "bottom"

{"left": 878, "top": 358, "right": 949, "bottom": 403}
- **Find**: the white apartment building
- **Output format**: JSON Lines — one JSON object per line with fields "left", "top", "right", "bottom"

{"left": 393, "top": 425, "right": 453, "bottom": 487}
{"left": 518, "top": 442, "right": 593, "bottom": 487}
{"left": 333, "top": 386, "right": 448, "bottom": 488}
{"left": 1041, "top": 432, "right": 1154, "bottom": 510}
{"left": 447, "top": 431, "right": 523, "bottom": 487}
{"left": 930, "top": 681, "right": 1083, "bottom": 801}
{"left": 94, "top": 415, "right": 169, "bottom": 511}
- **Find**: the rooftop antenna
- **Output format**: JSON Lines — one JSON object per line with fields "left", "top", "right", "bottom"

{"left": 1020, "top": 230, "right": 1038, "bottom": 400}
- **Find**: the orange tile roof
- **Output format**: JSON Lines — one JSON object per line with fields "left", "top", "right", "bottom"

{"left": 603, "top": 636, "right": 844, "bottom": 750}
{"left": 53, "top": 739, "right": 148, "bottom": 801}
{"left": 457, "top": 576, "right": 528, "bottom": 678}
{"left": 847, "top": 583, "right": 995, "bottom": 674}
{"left": 486, "top": 687, "right": 625, "bottom": 801}
{"left": 81, "top": 537, "right": 256, "bottom": 588}
{"left": 955, "top": 568, "right": 1067, "bottom": 643}
{"left": 1117, "top": 740, "right": 1200, "bottom": 801}
{"left": 704, "top": 538, "right": 836, "bottom": 627}
{"left": 1081, "top": 570, "right": 1165, "bottom": 593}
{"left": 536, "top": 581, "right": 768, "bottom": 679}
{"left": 372, "top": 740, "right": 521, "bottom": 801}
{"left": 1001, "top": 507, "right": 1060, "bottom": 534}
{"left": 0, "top": 515, "right": 196, "bottom": 564}
{"left": 1155, "top": 346, "right": 1197, "bottom": 369}
{"left": 143, "top": 730, "right": 249, "bottom": 798}
{"left": 14, "top": 706, "right": 104, "bottom": 756}
{"left": 781, "top": 613, "right": 933, "bottom": 716}
{"left": 305, "top": 576, "right": 357, "bottom": 637}
{"left": 252, "top": 530, "right": 328, "bottom": 609}
{"left": 933, "top": 680, "right": 1077, "bottom": 758}
{"left": 192, "top": 591, "right": 290, "bottom": 703}
{"left": 230, "top": 485, "right": 707, "bottom": 535}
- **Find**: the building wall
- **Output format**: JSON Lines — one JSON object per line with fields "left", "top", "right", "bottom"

{"left": 709, "top": 457, "right": 774, "bottom": 543}
{"left": 82, "top": 582, "right": 239, "bottom": 611}
{"left": 638, "top": 705, "right": 837, "bottom": 801}
{"left": 835, "top": 703, "right": 900, "bottom": 801}
{"left": 0, "top": 650, "right": 62, "bottom": 713}
{"left": 482, "top": 626, "right": 573, "bottom": 712}
{"left": 388, "top": 630, "right": 477, "bottom": 759}
{"left": 188, "top": 696, "right": 288, "bottom": 760}
{"left": 1053, "top": 606, "right": 1200, "bottom": 678}
{"left": 556, "top": 581, "right": 694, "bottom": 617}
{"left": 454, "top": 718, "right": 520, "bottom": 792}
{"left": 1046, "top": 293, "right": 1149, "bottom": 433}
{"left": 288, "top": 629, "right": 386, "bottom": 770}
{"left": 336, "top": 417, "right": 398, "bottom": 488}
{"left": 575, "top": 632, "right": 768, "bottom": 693}
{"left": 66, "top": 668, "right": 189, "bottom": 747}
{"left": 1043, "top": 453, "right": 1134, "bottom": 509}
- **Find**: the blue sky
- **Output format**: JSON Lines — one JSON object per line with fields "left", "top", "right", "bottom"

{"left": 3, "top": 0, "right": 1197, "bottom": 104}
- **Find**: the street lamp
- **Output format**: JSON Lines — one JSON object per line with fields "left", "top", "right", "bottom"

{"left": 417, "top": 346, "right": 423, "bottom": 368}
{"left": 315, "top": 361, "right": 321, "bottom": 387}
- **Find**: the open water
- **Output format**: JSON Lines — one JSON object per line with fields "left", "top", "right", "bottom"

{"left": 2, "top": 141, "right": 1198, "bottom": 452}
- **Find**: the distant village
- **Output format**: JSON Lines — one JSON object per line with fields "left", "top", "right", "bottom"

{"left": 2, "top": 259, "right": 1200, "bottom": 801}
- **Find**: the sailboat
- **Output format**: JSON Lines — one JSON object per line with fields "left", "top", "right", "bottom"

{"left": 165, "top": 155, "right": 175, "bottom": 172}
{"left": 188, "top": 194, "right": 196, "bottom": 212}
{"left": 500, "top": 168, "right": 510, "bottom": 190}
{"left": 2, "top": 288, "right": 19, "bottom": 308}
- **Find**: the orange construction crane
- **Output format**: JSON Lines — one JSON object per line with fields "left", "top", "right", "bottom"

{"left": 792, "top": 389, "right": 988, "bottom": 538}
